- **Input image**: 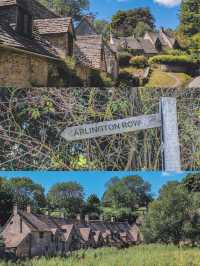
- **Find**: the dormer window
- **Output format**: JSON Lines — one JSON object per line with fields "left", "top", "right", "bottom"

{"left": 16, "top": 7, "right": 32, "bottom": 37}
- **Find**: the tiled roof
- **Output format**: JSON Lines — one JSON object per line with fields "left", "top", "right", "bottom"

{"left": 0, "top": 22, "right": 59, "bottom": 59}
{"left": 139, "top": 39, "right": 158, "bottom": 54}
{"left": 74, "top": 35, "right": 105, "bottom": 71}
{"left": 34, "top": 17, "right": 72, "bottom": 35}
{"left": 0, "top": 0, "right": 16, "bottom": 6}
{"left": 20, "top": 211, "right": 50, "bottom": 232}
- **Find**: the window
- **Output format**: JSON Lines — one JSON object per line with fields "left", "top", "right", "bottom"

{"left": 39, "top": 232, "right": 44, "bottom": 239}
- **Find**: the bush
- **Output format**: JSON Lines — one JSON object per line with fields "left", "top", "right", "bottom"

{"left": 148, "top": 54, "right": 195, "bottom": 66}
{"left": 117, "top": 71, "right": 140, "bottom": 86}
{"left": 130, "top": 56, "right": 148, "bottom": 68}
{"left": 118, "top": 52, "right": 132, "bottom": 67}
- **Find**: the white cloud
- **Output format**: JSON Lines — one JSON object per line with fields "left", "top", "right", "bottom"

{"left": 154, "top": 0, "right": 182, "bottom": 7}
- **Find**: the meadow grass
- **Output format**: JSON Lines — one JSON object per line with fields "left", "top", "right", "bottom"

{"left": 1, "top": 245, "right": 200, "bottom": 266}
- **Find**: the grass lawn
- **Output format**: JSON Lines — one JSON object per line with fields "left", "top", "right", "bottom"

{"left": 1, "top": 245, "right": 200, "bottom": 266}
{"left": 121, "top": 67, "right": 145, "bottom": 77}
{"left": 145, "top": 70, "right": 191, "bottom": 88}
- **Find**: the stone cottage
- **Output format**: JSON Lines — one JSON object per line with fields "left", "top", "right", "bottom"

{"left": 0, "top": 0, "right": 64, "bottom": 87}
{"left": 110, "top": 27, "right": 180, "bottom": 56}
{"left": 34, "top": 17, "right": 76, "bottom": 59}
{"left": 74, "top": 16, "right": 119, "bottom": 83}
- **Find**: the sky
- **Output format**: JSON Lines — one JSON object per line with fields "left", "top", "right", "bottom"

{"left": 0, "top": 171, "right": 195, "bottom": 199}
{"left": 90, "top": 0, "right": 181, "bottom": 29}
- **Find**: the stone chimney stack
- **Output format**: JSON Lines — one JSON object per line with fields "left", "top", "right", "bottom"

{"left": 100, "top": 214, "right": 104, "bottom": 221}
{"left": 27, "top": 205, "right": 31, "bottom": 214}
{"left": 76, "top": 214, "right": 81, "bottom": 221}
{"left": 13, "top": 205, "right": 18, "bottom": 215}
{"left": 85, "top": 215, "right": 89, "bottom": 223}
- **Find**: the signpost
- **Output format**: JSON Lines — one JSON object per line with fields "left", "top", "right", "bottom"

{"left": 61, "top": 97, "right": 181, "bottom": 172}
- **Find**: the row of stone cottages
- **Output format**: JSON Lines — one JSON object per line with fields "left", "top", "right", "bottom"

{"left": 0, "top": 205, "right": 142, "bottom": 258}
{"left": 0, "top": 0, "right": 119, "bottom": 87}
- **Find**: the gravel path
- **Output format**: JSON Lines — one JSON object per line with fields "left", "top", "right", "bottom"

{"left": 166, "top": 72, "right": 181, "bottom": 87}
{"left": 188, "top": 76, "right": 200, "bottom": 88}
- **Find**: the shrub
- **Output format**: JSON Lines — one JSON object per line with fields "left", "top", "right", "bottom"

{"left": 89, "top": 70, "right": 114, "bottom": 87}
{"left": 118, "top": 52, "right": 132, "bottom": 67}
{"left": 148, "top": 54, "right": 195, "bottom": 66}
{"left": 117, "top": 71, "right": 140, "bottom": 86}
{"left": 130, "top": 55, "right": 148, "bottom": 68}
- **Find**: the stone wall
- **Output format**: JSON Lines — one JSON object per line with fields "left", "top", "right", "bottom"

{"left": 0, "top": 48, "right": 50, "bottom": 87}
{"left": 42, "top": 33, "right": 68, "bottom": 59}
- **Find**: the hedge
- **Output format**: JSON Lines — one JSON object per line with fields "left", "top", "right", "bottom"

{"left": 118, "top": 52, "right": 132, "bottom": 67}
{"left": 130, "top": 56, "right": 148, "bottom": 68}
{"left": 148, "top": 55, "right": 195, "bottom": 66}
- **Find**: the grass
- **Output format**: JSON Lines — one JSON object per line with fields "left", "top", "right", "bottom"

{"left": 121, "top": 67, "right": 145, "bottom": 78}
{"left": 1, "top": 245, "right": 200, "bottom": 266}
{"left": 145, "top": 70, "right": 191, "bottom": 88}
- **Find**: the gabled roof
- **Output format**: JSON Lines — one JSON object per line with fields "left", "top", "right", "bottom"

{"left": 139, "top": 38, "right": 158, "bottom": 54}
{"left": 0, "top": 21, "right": 60, "bottom": 59}
{"left": 19, "top": 211, "right": 50, "bottom": 232}
{"left": 94, "top": 230, "right": 102, "bottom": 243}
{"left": 74, "top": 35, "right": 105, "bottom": 71}
{"left": 79, "top": 227, "right": 91, "bottom": 242}
{"left": 34, "top": 17, "right": 73, "bottom": 35}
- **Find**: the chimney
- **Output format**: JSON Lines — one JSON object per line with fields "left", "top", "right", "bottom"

{"left": 100, "top": 214, "right": 104, "bottom": 221}
{"left": 13, "top": 205, "right": 18, "bottom": 215}
{"left": 85, "top": 215, "right": 89, "bottom": 223}
{"left": 76, "top": 214, "right": 81, "bottom": 221}
{"left": 111, "top": 217, "right": 115, "bottom": 222}
{"left": 27, "top": 205, "right": 31, "bottom": 214}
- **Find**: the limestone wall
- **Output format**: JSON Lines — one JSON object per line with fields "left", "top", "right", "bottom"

{"left": 0, "top": 49, "right": 49, "bottom": 87}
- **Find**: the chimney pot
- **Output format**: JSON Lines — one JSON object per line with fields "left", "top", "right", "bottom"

{"left": 27, "top": 205, "right": 31, "bottom": 214}
{"left": 13, "top": 205, "right": 18, "bottom": 215}
{"left": 100, "top": 214, "right": 104, "bottom": 221}
{"left": 85, "top": 215, "right": 89, "bottom": 222}
{"left": 76, "top": 214, "right": 81, "bottom": 221}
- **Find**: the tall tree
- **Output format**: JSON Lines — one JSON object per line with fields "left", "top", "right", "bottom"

{"left": 93, "top": 19, "right": 110, "bottom": 38}
{"left": 182, "top": 173, "right": 200, "bottom": 192}
{"left": 102, "top": 175, "right": 151, "bottom": 219}
{"left": 111, "top": 8, "right": 155, "bottom": 37}
{"left": 39, "top": 0, "right": 90, "bottom": 20}
{"left": 7, "top": 177, "right": 46, "bottom": 209}
{"left": 47, "top": 182, "right": 84, "bottom": 216}
{"left": 142, "top": 182, "right": 191, "bottom": 244}
{"left": 179, "top": 0, "right": 200, "bottom": 36}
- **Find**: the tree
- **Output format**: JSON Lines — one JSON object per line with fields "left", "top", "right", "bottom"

{"left": 182, "top": 173, "right": 200, "bottom": 192}
{"left": 93, "top": 19, "right": 110, "bottom": 38}
{"left": 102, "top": 175, "right": 151, "bottom": 219}
{"left": 39, "top": 0, "right": 90, "bottom": 20}
{"left": 133, "top": 22, "right": 152, "bottom": 38}
{"left": 179, "top": 0, "right": 200, "bottom": 36}
{"left": 47, "top": 182, "right": 84, "bottom": 216}
{"left": 84, "top": 194, "right": 101, "bottom": 217}
{"left": 0, "top": 178, "right": 13, "bottom": 226}
{"left": 7, "top": 177, "right": 46, "bottom": 209}
{"left": 142, "top": 182, "right": 191, "bottom": 244}
{"left": 111, "top": 8, "right": 155, "bottom": 37}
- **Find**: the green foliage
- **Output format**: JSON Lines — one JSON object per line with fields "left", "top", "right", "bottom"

{"left": 117, "top": 71, "right": 140, "bottom": 87}
{"left": 89, "top": 70, "right": 114, "bottom": 87}
{"left": 93, "top": 20, "right": 110, "bottom": 38}
{"left": 188, "top": 34, "right": 200, "bottom": 61}
{"left": 179, "top": 0, "right": 200, "bottom": 36}
{"left": 102, "top": 175, "right": 151, "bottom": 220}
{"left": 39, "top": 0, "right": 90, "bottom": 21}
{"left": 111, "top": 8, "right": 155, "bottom": 37}
{"left": 84, "top": 194, "right": 101, "bottom": 217}
{"left": 47, "top": 182, "right": 84, "bottom": 217}
{"left": 2, "top": 245, "right": 200, "bottom": 266}
{"left": 133, "top": 22, "right": 152, "bottom": 38}
{"left": 118, "top": 52, "right": 132, "bottom": 67}
{"left": 130, "top": 55, "right": 148, "bottom": 68}
{"left": 142, "top": 181, "right": 191, "bottom": 244}
{"left": 148, "top": 54, "right": 195, "bottom": 66}
{"left": 182, "top": 173, "right": 200, "bottom": 192}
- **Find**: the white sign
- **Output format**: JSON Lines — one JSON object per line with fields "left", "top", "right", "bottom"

{"left": 61, "top": 113, "right": 161, "bottom": 141}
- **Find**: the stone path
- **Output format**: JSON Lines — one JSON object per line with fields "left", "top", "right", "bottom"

{"left": 188, "top": 76, "right": 200, "bottom": 88}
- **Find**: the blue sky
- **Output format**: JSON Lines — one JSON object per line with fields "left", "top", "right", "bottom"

{"left": 90, "top": 0, "right": 181, "bottom": 29}
{"left": 0, "top": 171, "right": 194, "bottom": 199}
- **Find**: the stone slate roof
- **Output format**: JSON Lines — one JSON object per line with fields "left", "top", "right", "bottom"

{"left": 138, "top": 38, "right": 158, "bottom": 54}
{"left": 19, "top": 211, "right": 50, "bottom": 232}
{"left": 0, "top": 21, "right": 59, "bottom": 59}
{"left": 74, "top": 35, "right": 105, "bottom": 71}
{"left": 34, "top": 17, "right": 72, "bottom": 35}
